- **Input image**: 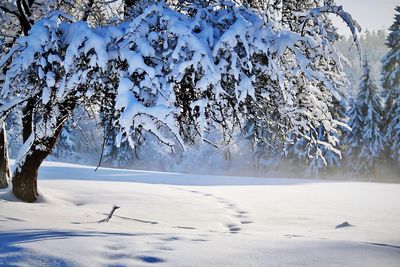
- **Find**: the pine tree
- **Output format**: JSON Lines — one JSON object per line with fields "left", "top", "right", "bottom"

{"left": 382, "top": 6, "right": 400, "bottom": 165}
{"left": 337, "top": 30, "right": 388, "bottom": 90}
{"left": 346, "top": 59, "right": 384, "bottom": 175}
{"left": 51, "top": 122, "right": 79, "bottom": 161}
{"left": 385, "top": 101, "right": 400, "bottom": 165}
{"left": 345, "top": 98, "right": 363, "bottom": 164}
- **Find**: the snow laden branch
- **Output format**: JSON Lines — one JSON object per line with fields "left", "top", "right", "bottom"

{"left": 0, "top": 44, "right": 22, "bottom": 72}
{"left": 296, "top": 5, "right": 361, "bottom": 57}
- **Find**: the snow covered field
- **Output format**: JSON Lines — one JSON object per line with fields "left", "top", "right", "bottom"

{"left": 1, "top": 161, "right": 400, "bottom": 267}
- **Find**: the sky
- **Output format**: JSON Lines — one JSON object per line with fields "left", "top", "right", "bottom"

{"left": 333, "top": 0, "right": 398, "bottom": 35}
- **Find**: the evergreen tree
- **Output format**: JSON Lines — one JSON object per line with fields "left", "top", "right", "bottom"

{"left": 382, "top": 6, "right": 400, "bottom": 165}
{"left": 336, "top": 30, "right": 388, "bottom": 91}
{"left": 346, "top": 59, "right": 383, "bottom": 175}
{"left": 345, "top": 98, "right": 363, "bottom": 165}
{"left": 385, "top": 101, "right": 400, "bottom": 165}
{"left": 51, "top": 122, "right": 79, "bottom": 161}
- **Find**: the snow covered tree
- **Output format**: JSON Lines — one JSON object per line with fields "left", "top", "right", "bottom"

{"left": 346, "top": 59, "right": 383, "bottom": 175}
{"left": 345, "top": 97, "right": 364, "bottom": 172}
{"left": 382, "top": 6, "right": 400, "bottom": 165}
{"left": 260, "top": 1, "right": 355, "bottom": 174}
{"left": 1, "top": 2, "right": 360, "bottom": 201}
{"left": 51, "top": 121, "right": 79, "bottom": 161}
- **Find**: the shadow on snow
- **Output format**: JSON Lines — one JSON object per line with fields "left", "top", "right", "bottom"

{"left": 0, "top": 229, "right": 160, "bottom": 266}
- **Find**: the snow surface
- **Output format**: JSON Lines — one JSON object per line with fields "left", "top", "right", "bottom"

{"left": 1, "top": 161, "right": 400, "bottom": 266}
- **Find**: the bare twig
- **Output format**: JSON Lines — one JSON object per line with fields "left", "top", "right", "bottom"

{"left": 203, "top": 138, "right": 219, "bottom": 149}
{"left": 95, "top": 122, "right": 113, "bottom": 171}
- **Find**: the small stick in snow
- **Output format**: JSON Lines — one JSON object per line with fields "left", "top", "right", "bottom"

{"left": 99, "top": 205, "right": 120, "bottom": 223}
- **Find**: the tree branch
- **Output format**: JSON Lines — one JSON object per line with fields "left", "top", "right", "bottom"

{"left": 16, "top": 0, "right": 32, "bottom": 35}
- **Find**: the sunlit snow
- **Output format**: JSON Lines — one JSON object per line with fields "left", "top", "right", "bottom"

{"left": 1, "top": 161, "right": 399, "bottom": 266}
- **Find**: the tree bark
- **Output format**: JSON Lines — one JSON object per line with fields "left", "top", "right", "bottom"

{"left": 12, "top": 121, "right": 64, "bottom": 202}
{"left": 0, "top": 123, "right": 10, "bottom": 189}
{"left": 22, "top": 99, "right": 34, "bottom": 143}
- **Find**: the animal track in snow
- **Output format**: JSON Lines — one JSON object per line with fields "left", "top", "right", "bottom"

{"left": 136, "top": 255, "right": 165, "bottom": 263}
{"left": 182, "top": 189, "right": 253, "bottom": 234}
{"left": 161, "top": 236, "right": 182, "bottom": 242}
{"left": 174, "top": 226, "right": 196, "bottom": 230}
{"left": 226, "top": 224, "right": 242, "bottom": 234}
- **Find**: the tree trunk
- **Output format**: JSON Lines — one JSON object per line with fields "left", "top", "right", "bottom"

{"left": 0, "top": 123, "right": 10, "bottom": 189}
{"left": 12, "top": 123, "right": 64, "bottom": 202}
